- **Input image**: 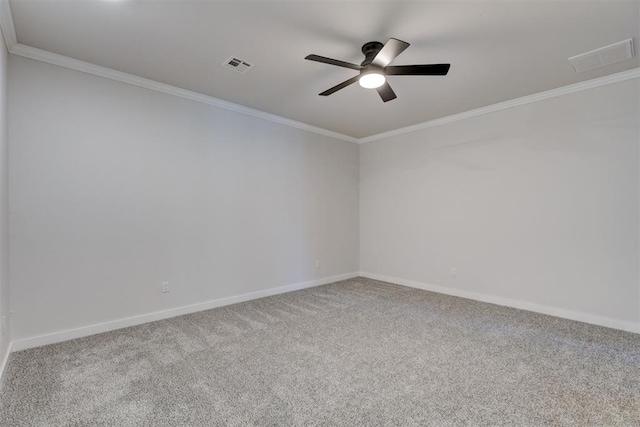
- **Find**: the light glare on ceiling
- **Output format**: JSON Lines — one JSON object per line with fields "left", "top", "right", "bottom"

{"left": 359, "top": 73, "right": 385, "bottom": 89}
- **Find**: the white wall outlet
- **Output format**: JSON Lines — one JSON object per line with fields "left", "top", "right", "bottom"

{"left": 161, "top": 282, "right": 170, "bottom": 293}
{"left": 1, "top": 315, "right": 5, "bottom": 336}
{"left": 450, "top": 267, "right": 457, "bottom": 277}
{"left": 315, "top": 260, "right": 321, "bottom": 269}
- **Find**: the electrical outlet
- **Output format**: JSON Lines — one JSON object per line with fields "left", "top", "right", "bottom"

{"left": 1, "top": 315, "right": 5, "bottom": 336}
{"left": 315, "top": 260, "right": 321, "bottom": 269}
{"left": 161, "top": 282, "right": 170, "bottom": 293}
{"left": 450, "top": 267, "right": 457, "bottom": 277}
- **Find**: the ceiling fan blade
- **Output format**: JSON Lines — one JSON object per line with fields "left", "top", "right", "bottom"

{"left": 385, "top": 64, "right": 451, "bottom": 75}
{"left": 376, "top": 82, "right": 397, "bottom": 102}
{"left": 305, "top": 54, "right": 362, "bottom": 70}
{"left": 371, "top": 38, "right": 410, "bottom": 67}
{"left": 319, "top": 75, "right": 360, "bottom": 96}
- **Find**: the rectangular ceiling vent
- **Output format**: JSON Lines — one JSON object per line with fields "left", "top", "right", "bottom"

{"left": 568, "top": 39, "right": 634, "bottom": 73}
{"left": 223, "top": 56, "right": 254, "bottom": 74}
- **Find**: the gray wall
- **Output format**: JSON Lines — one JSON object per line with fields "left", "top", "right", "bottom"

{"left": 7, "top": 54, "right": 640, "bottom": 344}
{"left": 360, "top": 79, "right": 640, "bottom": 330}
{"left": 0, "top": 28, "right": 9, "bottom": 362}
{"left": 9, "top": 56, "right": 359, "bottom": 340}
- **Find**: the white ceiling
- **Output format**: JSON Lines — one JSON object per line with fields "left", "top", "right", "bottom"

{"left": 9, "top": 0, "right": 640, "bottom": 138}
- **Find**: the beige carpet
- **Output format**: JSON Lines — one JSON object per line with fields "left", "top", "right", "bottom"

{"left": 1, "top": 277, "right": 639, "bottom": 426}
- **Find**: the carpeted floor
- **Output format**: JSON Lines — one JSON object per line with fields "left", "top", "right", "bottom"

{"left": 1, "top": 277, "right": 639, "bottom": 426}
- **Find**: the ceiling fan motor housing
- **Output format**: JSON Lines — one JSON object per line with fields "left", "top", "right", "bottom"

{"left": 361, "top": 41, "right": 384, "bottom": 66}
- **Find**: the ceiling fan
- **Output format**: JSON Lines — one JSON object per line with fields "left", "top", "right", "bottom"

{"left": 305, "top": 38, "right": 450, "bottom": 102}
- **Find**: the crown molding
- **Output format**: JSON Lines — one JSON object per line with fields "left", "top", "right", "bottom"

{"left": 358, "top": 67, "right": 640, "bottom": 144}
{"left": 0, "top": 1, "right": 638, "bottom": 145}
{"left": 0, "top": 0, "right": 16, "bottom": 51}
{"left": 9, "top": 43, "right": 358, "bottom": 143}
{"left": 0, "top": 2, "right": 357, "bottom": 144}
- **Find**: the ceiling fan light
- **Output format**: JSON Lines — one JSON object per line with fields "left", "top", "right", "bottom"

{"left": 359, "top": 72, "right": 386, "bottom": 89}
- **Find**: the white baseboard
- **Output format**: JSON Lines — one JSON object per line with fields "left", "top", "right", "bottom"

{"left": 10, "top": 270, "right": 638, "bottom": 353}
{"left": 0, "top": 340, "right": 12, "bottom": 388}
{"left": 359, "top": 271, "right": 640, "bottom": 334}
{"left": 10, "top": 272, "right": 359, "bottom": 352}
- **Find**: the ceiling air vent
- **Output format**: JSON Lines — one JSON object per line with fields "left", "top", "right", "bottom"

{"left": 568, "top": 39, "right": 634, "bottom": 73}
{"left": 223, "top": 56, "right": 254, "bottom": 74}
